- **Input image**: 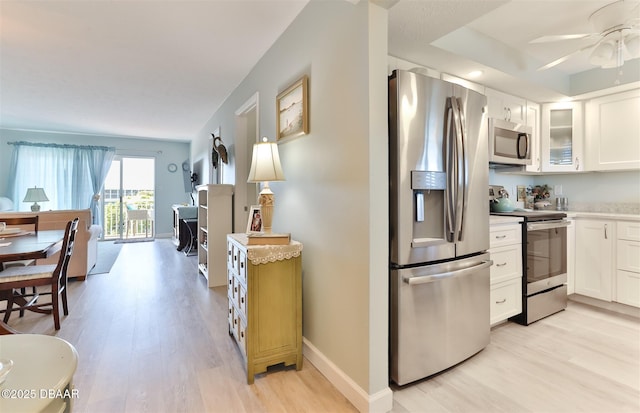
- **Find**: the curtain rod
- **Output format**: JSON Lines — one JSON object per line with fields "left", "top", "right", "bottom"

{"left": 7, "top": 140, "right": 115, "bottom": 151}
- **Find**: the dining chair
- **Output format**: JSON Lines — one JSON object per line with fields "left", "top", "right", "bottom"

{"left": 1, "top": 215, "right": 39, "bottom": 270}
{"left": 0, "top": 218, "right": 79, "bottom": 330}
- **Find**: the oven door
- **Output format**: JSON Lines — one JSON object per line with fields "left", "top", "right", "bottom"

{"left": 526, "top": 220, "right": 569, "bottom": 295}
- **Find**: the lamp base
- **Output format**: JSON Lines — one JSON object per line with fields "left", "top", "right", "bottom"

{"left": 257, "top": 182, "right": 275, "bottom": 234}
{"left": 259, "top": 193, "right": 274, "bottom": 234}
{"left": 31, "top": 203, "right": 41, "bottom": 212}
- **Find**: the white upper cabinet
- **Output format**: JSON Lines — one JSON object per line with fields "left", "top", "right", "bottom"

{"left": 541, "top": 101, "right": 584, "bottom": 172}
{"left": 525, "top": 102, "right": 541, "bottom": 173}
{"left": 486, "top": 88, "right": 527, "bottom": 124}
{"left": 585, "top": 89, "right": 640, "bottom": 171}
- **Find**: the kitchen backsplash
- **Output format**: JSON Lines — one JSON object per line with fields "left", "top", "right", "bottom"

{"left": 490, "top": 170, "right": 640, "bottom": 215}
{"left": 568, "top": 202, "right": 640, "bottom": 215}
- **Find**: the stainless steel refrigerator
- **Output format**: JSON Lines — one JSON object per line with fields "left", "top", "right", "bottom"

{"left": 389, "top": 70, "right": 492, "bottom": 386}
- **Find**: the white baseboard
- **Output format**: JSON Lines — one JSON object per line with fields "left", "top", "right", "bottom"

{"left": 302, "top": 338, "right": 393, "bottom": 413}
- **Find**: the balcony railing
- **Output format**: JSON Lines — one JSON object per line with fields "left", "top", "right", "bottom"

{"left": 103, "top": 190, "right": 154, "bottom": 239}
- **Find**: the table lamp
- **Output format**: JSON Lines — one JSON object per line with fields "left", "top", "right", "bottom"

{"left": 23, "top": 187, "right": 49, "bottom": 212}
{"left": 247, "top": 137, "right": 285, "bottom": 234}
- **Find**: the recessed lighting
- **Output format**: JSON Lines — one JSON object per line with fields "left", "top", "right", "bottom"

{"left": 467, "top": 70, "right": 483, "bottom": 78}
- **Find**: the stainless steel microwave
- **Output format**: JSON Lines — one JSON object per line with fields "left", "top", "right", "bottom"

{"left": 488, "top": 118, "right": 532, "bottom": 166}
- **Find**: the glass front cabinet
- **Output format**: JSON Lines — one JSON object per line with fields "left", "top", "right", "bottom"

{"left": 541, "top": 101, "right": 584, "bottom": 172}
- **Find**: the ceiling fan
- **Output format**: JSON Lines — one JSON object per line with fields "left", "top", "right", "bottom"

{"left": 531, "top": 0, "right": 640, "bottom": 71}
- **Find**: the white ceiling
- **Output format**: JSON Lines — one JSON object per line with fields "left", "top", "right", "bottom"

{"left": 0, "top": 0, "right": 309, "bottom": 141}
{"left": 389, "top": 0, "right": 640, "bottom": 102}
{"left": 1, "top": 0, "right": 638, "bottom": 141}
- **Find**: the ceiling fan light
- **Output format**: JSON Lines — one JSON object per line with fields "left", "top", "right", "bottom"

{"left": 624, "top": 34, "right": 640, "bottom": 59}
{"left": 589, "top": 40, "right": 615, "bottom": 66}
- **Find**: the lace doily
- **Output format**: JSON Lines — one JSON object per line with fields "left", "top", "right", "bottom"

{"left": 246, "top": 241, "right": 303, "bottom": 265}
{"left": 229, "top": 234, "right": 303, "bottom": 265}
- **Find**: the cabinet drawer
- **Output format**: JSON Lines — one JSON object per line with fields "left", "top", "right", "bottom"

{"left": 618, "top": 221, "right": 640, "bottom": 242}
{"left": 490, "top": 278, "right": 522, "bottom": 325}
{"left": 228, "top": 300, "right": 235, "bottom": 336}
{"left": 227, "top": 241, "right": 235, "bottom": 268}
{"left": 238, "top": 283, "right": 247, "bottom": 315}
{"left": 237, "top": 316, "right": 247, "bottom": 358}
{"left": 490, "top": 225, "right": 521, "bottom": 248}
{"left": 227, "top": 270, "right": 234, "bottom": 296}
{"left": 238, "top": 250, "right": 247, "bottom": 283}
{"left": 616, "top": 270, "right": 640, "bottom": 308}
{"left": 617, "top": 240, "right": 640, "bottom": 273}
{"left": 489, "top": 245, "right": 522, "bottom": 283}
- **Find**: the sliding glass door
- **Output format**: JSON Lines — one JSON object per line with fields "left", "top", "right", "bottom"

{"left": 102, "top": 156, "right": 155, "bottom": 240}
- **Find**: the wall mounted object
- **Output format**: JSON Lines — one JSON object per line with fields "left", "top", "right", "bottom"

{"left": 276, "top": 75, "right": 308, "bottom": 141}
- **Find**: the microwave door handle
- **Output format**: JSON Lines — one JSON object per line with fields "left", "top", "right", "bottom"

{"left": 517, "top": 133, "right": 528, "bottom": 159}
{"left": 445, "top": 99, "right": 455, "bottom": 242}
{"left": 450, "top": 98, "right": 465, "bottom": 241}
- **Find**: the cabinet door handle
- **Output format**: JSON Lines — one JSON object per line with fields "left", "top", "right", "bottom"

{"left": 575, "top": 157, "right": 580, "bottom": 170}
{"left": 496, "top": 262, "right": 507, "bottom": 267}
{"left": 604, "top": 224, "right": 608, "bottom": 240}
{"left": 495, "top": 235, "right": 507, "bottom": 239}
{"left": 496, "top": 298, "right": 507, "bottom": 304}
{"left": 240, "top": 262, "right": 244, "bottom": 269}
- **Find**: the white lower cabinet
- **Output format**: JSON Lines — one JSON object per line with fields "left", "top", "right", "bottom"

{"left": 616, "top": 221, "right": 640, "bottom": 307}
{"left": 489, "top": 218, "right": 523, "bottom": 325}
{"left": 575, "top": 219, "right": 614, "bottom": 301}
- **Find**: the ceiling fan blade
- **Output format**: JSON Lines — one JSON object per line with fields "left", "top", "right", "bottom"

{"left": 537, "top": 42, "right": 599, "bottom": 71}
{"left": 529, "top": 34, "right": 594, "bottom": 43}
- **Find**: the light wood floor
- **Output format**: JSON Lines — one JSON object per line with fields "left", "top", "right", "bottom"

{"left": 4, "top": 239, "right": 640, "bottom": 413}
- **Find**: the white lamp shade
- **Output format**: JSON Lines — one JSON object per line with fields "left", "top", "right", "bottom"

{"left": 247, "top": 138, "right": 286, "bottom": 183}
{"left": 23, "top": 187, "right": 49, "bottom": 202}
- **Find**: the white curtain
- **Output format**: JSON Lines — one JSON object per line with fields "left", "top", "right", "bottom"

{"left": 7, "top": 142, "right": 115, "bottom": 225}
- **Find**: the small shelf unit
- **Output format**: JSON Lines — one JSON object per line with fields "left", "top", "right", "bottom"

{"left": 197, "top": 184, "right": 234, "bottom": 287}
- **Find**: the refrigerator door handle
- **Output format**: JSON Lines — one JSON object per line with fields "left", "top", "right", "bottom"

{"left": 456, "top": 97, "right": 468, "bottom": 241}
{"left": 403, "top": 260, "right": 493, "bottom": 285}
{"left": 451, "top": 97, "right": 465, "bottom": 241}
{"left": 445, "top": 99, "right": 456, "bottom": 242}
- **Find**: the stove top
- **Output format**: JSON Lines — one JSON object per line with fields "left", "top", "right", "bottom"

{"left": 491, "top": 210, "right": 567, "bottom": 222}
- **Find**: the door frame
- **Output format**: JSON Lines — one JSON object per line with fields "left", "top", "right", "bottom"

{"left": 234, "top": 92, "right": 260, "bottom": 234}
{"left": 102, "top": 155, "right": 156, "bottom": 240}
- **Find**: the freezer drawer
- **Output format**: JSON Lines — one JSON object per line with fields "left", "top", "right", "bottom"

{"left": 390, "top": 253, "right": 491, "bottom": 385}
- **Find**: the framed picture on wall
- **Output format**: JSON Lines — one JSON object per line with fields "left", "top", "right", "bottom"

{"left": 276, "top": 75, "right": 308, "bottom": 141}
{"left": 246, "top": 205, "right": 263, "bottom": 234}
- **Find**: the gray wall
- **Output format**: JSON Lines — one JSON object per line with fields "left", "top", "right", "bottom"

{"left": 191, "top": 0, "right": 389, "bottom": 397}
{"left": 0, "top": 128, "right": 191, "bottom": 236}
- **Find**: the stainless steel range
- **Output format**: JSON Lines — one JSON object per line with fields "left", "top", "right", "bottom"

{"left": 491, "top": 209, "right": 569, "bottom": 325}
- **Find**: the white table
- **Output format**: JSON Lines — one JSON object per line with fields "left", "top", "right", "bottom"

{"left": 0, "top": 334, "right": 78, "bottom": 413}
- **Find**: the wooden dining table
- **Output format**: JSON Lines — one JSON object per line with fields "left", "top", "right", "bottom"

{"left": 0, "top": 229, "right": 65, "bottom": 334}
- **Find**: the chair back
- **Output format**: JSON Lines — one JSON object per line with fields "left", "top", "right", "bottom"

{"left": 1, "top": 215, "right": 39, "bottom": 234}
{"left": 53, "top": 218, "right": 79, "bottom": 282}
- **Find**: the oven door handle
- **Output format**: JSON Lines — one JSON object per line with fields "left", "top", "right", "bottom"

{"left": 403, "top": 260, "right": 493, "bottom": 285}
{"left": 526, "top": 220, "right": 570, "bottom": 231}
